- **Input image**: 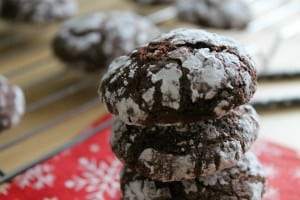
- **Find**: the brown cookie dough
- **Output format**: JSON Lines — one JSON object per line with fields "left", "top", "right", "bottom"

{"left": 111, "top": 105, "right": 259, "bottom": 182}
{"left": 0, "top": 75, "right": 25, "bottom": 132}
{"left": 132, "top": 0, "right": 173, "bottom": 4}
{"left": 121, "top": 152, "right": 266, "bottom": 200}
{"left": 176, "top": 0, "right": 252, "bottom": 29}
{"left": 99, "top": 28, "right": 257, "bottom": 125}
{"left": 0, "top": 0, "right": 77, "bottom": 24}
{"left": 52, "top": 11, "right": 161, "bottom": 72}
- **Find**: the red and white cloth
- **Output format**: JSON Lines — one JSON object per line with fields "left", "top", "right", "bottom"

{"left": 0, "top": 115, "right": 299, "bottom": 200}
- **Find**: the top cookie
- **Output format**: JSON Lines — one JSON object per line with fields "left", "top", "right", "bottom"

{"left": 176, "top": 0, "right": 252, "bottom": 29}
{"left": 52, "top": 11, "right": 161, "bottom": 71}
{"left": 0, "top": 0, "right": 77, "bottom": 24}
{"left": 99, "top": 28, "right": 257, "bottom": 126}
{"left": 0, "top": 75, "right": 25, "bottom": 132}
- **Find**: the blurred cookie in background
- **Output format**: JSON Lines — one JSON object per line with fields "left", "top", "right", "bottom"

{"left": 0, "top": 0, "right": 77, "bottom": 24}
{"left": 176, "top": 0, "right": 252, "bottom": 29}
{"left": 52, "top": 11, "right": 161, "bottom": 72}
{"left": 0, "top": 75, "right": 25, "bottom": 133}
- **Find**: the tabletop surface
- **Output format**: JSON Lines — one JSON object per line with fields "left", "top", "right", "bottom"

{"left": 0, "top": 0, "right": 300, "bottom": 177}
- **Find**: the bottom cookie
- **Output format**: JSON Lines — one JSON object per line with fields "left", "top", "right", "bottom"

{"left": 121, "top": 152, "right": 266, "bottom": 200}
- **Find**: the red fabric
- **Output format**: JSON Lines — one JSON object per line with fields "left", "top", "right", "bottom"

{"left": 0, "top": 115, "right": 299, "bottom": 200}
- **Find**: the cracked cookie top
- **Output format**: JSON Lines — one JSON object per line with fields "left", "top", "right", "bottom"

{"left": 99, "top": 28, "right": 257, "bottom": 126}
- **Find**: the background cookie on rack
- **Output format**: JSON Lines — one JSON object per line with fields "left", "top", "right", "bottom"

{"left": 52, "top": 11, "right": 161, "bottom": 72}
{"left": 0, "top": 75, "right": 25, "bottom": 132}
{"left": 176, "top": 0, "right": 252, "bottom": 29}
{"left": 0, "top": 0, "right": 77, "bottom": 24}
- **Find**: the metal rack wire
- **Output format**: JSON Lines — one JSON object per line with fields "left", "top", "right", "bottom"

{"left": 0, "top": 0, "right": 299, "bottom": 184}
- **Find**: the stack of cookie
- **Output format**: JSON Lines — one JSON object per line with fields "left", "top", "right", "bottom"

{"left": 99, "top": 28, "right": 266, "bottom": 199}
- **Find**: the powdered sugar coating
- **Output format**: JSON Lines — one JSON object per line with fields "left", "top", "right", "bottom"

{"left": 138, "top": 148, "right": 195, "bottom": 182}
{"left": 176, "top": 0, "right": 252, "bottom": 29}
{"left": 111, "top": 105, "right": 260, "bottom": 181}
{"left": 149, "top": 63, "right": 182, "bottom": 109}
{"left": 53, "top": 11, "right": 160, "bottom": 71}
{"left": 1, "top": 0, "right": 77, "bottom": 23}
{"left": 121, "top": 152, "right": 266, "bottom": 199}
{"left": 0, "top": 75, "right": 25, "bottom": 132}
{"left": 198, "top": 153, "right": 265, "bottom": 187}
{"left": 99, "top": 28, "right": 257, "bottom": 125}
{"left": 115, "top": 98, "right": 146, "bottom": 124}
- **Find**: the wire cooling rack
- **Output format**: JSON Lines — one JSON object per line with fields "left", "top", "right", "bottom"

{"left": 0, "top": 0, "right": 300, "bottom": 184}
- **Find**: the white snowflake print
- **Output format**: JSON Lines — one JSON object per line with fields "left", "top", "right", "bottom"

{"left": 251, "top": 141, "right": 283, "bottom": 157}
{"left": 0, "top": 183, "right": 10, "bottom": 195}
{"left": 89, "top": 144, "right": 100, "bottom": 153}
{"left": 43, "top": 197, "right": 59, "bottom": 200}
{"left": 293, "top": 168, "right": 300, "bottom": 179}
{"left": 53, "top": 149, "right": 72, "bottom": 161}
{"left": 263, "top": 164, "right": 278, "bottom": 179}
{"left": 16, "top": 164, "right": 55, "bottom": 190}
{"left": 65, "top": 157, "right": 122, "bottom": 200}
{"left": 264, "top": 187, "right": 280, "bottom": 200}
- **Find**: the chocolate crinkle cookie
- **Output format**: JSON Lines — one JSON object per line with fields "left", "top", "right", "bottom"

{"left": 111, "top": 105, "right": 259, "bottom": 182}
{"left": 0, "top": 0, "right": 77, "bottom": 24}
{"left": 132, "top": 0, "right": 173, "bottom": 4}
{"left": 176, "top": 0, "right": 252, "bottom": 29}
{"left": 52, "top": 11, "right": 161, "bottom": 72}
{"left": 0, "top": 75, "right": 25, "bottom": 132}
{"left": 99, "top": 28, "right": 257, "bottom": 125}
{"left": 121, "top": 152, "right": 266, "bottom": 200}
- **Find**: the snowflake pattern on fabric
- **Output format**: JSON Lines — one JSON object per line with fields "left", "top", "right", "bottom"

{"left": 293, "top": 168, "right": 300, "bottom": 179}
{"left": 264, "top": 187, "right": 280, "bottom": 200}
{"left": 0, "top": 184, "right": 10, "bottom": 196}
{"left": 0, "top": 115, "right": 299, "bottom": 200}
{"left": 65, "top": 157, "right": 122, "bottom": 200}
{"left": 251, "top": 140, "right": 283, "bottom": 157}
{"left": 89, "top": 144, "right": 100, "bottom": 153}
{"left": 263, "top": 164, "right": 278, "bottom": 179}
{"left": 16, "top": 164, "right": 55, "bottom": 190}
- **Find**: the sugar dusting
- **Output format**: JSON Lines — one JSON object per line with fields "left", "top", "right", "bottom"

{"left": 11, "top": 86, "right": 25, "bottom": 125}
{"left": 138, "top": 148, "right": 196, "bottom": 181}
{"left": 149, "top": 63, "right": 182, "bottom": 110}
{"left": 249, "top": 182, "right": 264, "bottom": 200}
{"left": 115, "top": 98, "right": 146, "bottom": 124}
{"left": 142, "top": 87, "right": 155, "bottom": 109}
{"left": 199, "top": 152, "right": 265, "bottom": 188}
